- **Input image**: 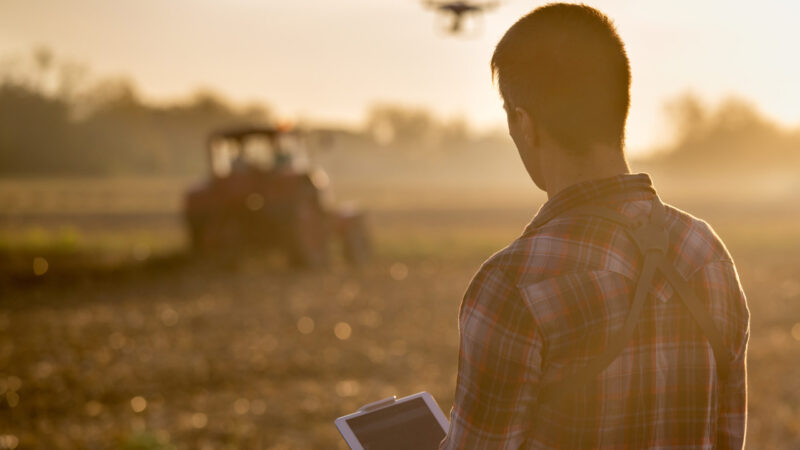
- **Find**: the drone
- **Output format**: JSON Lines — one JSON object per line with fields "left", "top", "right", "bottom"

{"left": 422, "top": 1, "right": 501, "bottom": 35}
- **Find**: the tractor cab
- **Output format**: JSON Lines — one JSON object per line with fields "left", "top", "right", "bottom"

{"left": 208, "top": 127, "right": 310, "bottom": 178}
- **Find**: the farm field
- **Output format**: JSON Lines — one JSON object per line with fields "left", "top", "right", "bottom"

{"left": 1, "top": 177, "right": 799, "bottom": 449}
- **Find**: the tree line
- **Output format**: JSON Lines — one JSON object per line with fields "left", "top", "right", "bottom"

{"left": 0, "top": 49, "right": 796, "bottom": 177}
{"left": 651, "top": 94, "right": 800, "bottom": 172}
{"left": 0, "top": 49, "right": 273, "bottom": 176}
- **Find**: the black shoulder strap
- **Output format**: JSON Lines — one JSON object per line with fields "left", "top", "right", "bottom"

{"left": 538, "top": 200, "right": 732, "bottom": 404}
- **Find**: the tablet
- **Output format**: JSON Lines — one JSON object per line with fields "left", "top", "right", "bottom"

{"left": 335, "top": 391, "right": 449, "bottom": 450}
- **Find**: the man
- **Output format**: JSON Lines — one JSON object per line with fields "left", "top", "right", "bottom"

{"left": 440, "top": 4, "right": 749, "bottom": 449}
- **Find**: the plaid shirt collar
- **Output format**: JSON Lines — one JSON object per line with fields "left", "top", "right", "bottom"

{"left": 524, "top": 172, "right": 656, "bottom": 234}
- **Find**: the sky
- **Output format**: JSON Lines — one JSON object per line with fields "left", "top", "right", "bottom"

{"left": 1, "top": 0, "right": 799, "bottom": 155}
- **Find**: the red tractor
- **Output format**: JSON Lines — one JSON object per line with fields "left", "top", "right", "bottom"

{"left": 183, "top": 126, "right": 370, "bottom": 266}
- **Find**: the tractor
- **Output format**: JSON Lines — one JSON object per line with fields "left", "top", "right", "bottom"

{"left": 183, "top": 126, "right": 370, "bottom": 266}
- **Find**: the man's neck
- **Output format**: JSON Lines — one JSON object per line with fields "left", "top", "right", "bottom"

{"left": 543, "top": 145, "right": 631, "bottom": 200}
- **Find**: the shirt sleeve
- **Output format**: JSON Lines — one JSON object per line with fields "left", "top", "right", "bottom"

{"left": 698, "top": 260, "right": 750, "bottom": 448}
{"left": 717, "top": 335, "right": 748, "bottom": 449}
{"left": 440, "top": 265, "right": 543, "bottom": 449}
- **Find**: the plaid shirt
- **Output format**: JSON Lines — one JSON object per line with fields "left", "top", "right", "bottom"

{"left": 441, "top": 173, "right": 749, "bottom": 449}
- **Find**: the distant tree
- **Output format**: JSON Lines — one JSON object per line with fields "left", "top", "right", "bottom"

{"left": 364, "top": 104, "right": 475, "bottom": 150}
{"left": 365, "top": 104, "right": 438, "bottom": 147}
{"left": 0, "top": 83, "right": 71, "bottom": 174}
{"left": 655, "top": 93, "right": 800, "bottom": 170}
{"left": 56, "top": 60, "right": 91, "bottom": 105}
{"left": 663, "top": 93, "right": 707, "bottom": 146}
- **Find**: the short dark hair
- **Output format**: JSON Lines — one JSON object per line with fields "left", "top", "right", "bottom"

{"left": 491, "top": 3, "right": 630, "bottom": 153}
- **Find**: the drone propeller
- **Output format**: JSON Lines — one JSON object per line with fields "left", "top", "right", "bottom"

{"left": 423, "top": 0, "right": 500, "bottom": 13}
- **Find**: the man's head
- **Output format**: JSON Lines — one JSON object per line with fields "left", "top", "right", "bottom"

{"left": 492, "top": 3, "right": 631, "bottom": 189}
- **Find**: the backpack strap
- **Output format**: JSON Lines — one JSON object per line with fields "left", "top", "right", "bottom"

{"left": 537, "top": 199, "right": 731, "bottom": 404}
{"left": 657, "top": 259, "right": 731, "bottom": 379}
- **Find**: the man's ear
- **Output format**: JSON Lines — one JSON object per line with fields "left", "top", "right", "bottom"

{"left": 514, "top": 106, "right": 538, "bottom": 149}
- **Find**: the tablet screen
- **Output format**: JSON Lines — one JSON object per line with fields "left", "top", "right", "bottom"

{"left": 346, "top": 397, "right": 446, "bottom": 449}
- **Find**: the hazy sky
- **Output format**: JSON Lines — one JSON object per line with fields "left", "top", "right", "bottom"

{"left": 1, "top": 0, "right": 799, "bottom": 154}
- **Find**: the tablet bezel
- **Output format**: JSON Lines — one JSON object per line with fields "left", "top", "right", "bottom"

{"left": 335, "top": 391, "right": 449, "bottom": 450}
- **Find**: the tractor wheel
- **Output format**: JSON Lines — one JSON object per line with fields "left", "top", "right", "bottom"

{"left": 186, "top": 214, "right": 206, "bottom": 253}
{"left": 286, "top": 202, "right": 329, "bottom": 268}
{"left": 341, "top": 214, "right": 371, "bottom": 266}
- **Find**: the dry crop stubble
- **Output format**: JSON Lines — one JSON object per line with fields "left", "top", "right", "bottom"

{"left": 1, "top": 255, "right": 477, "bottom": 448}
